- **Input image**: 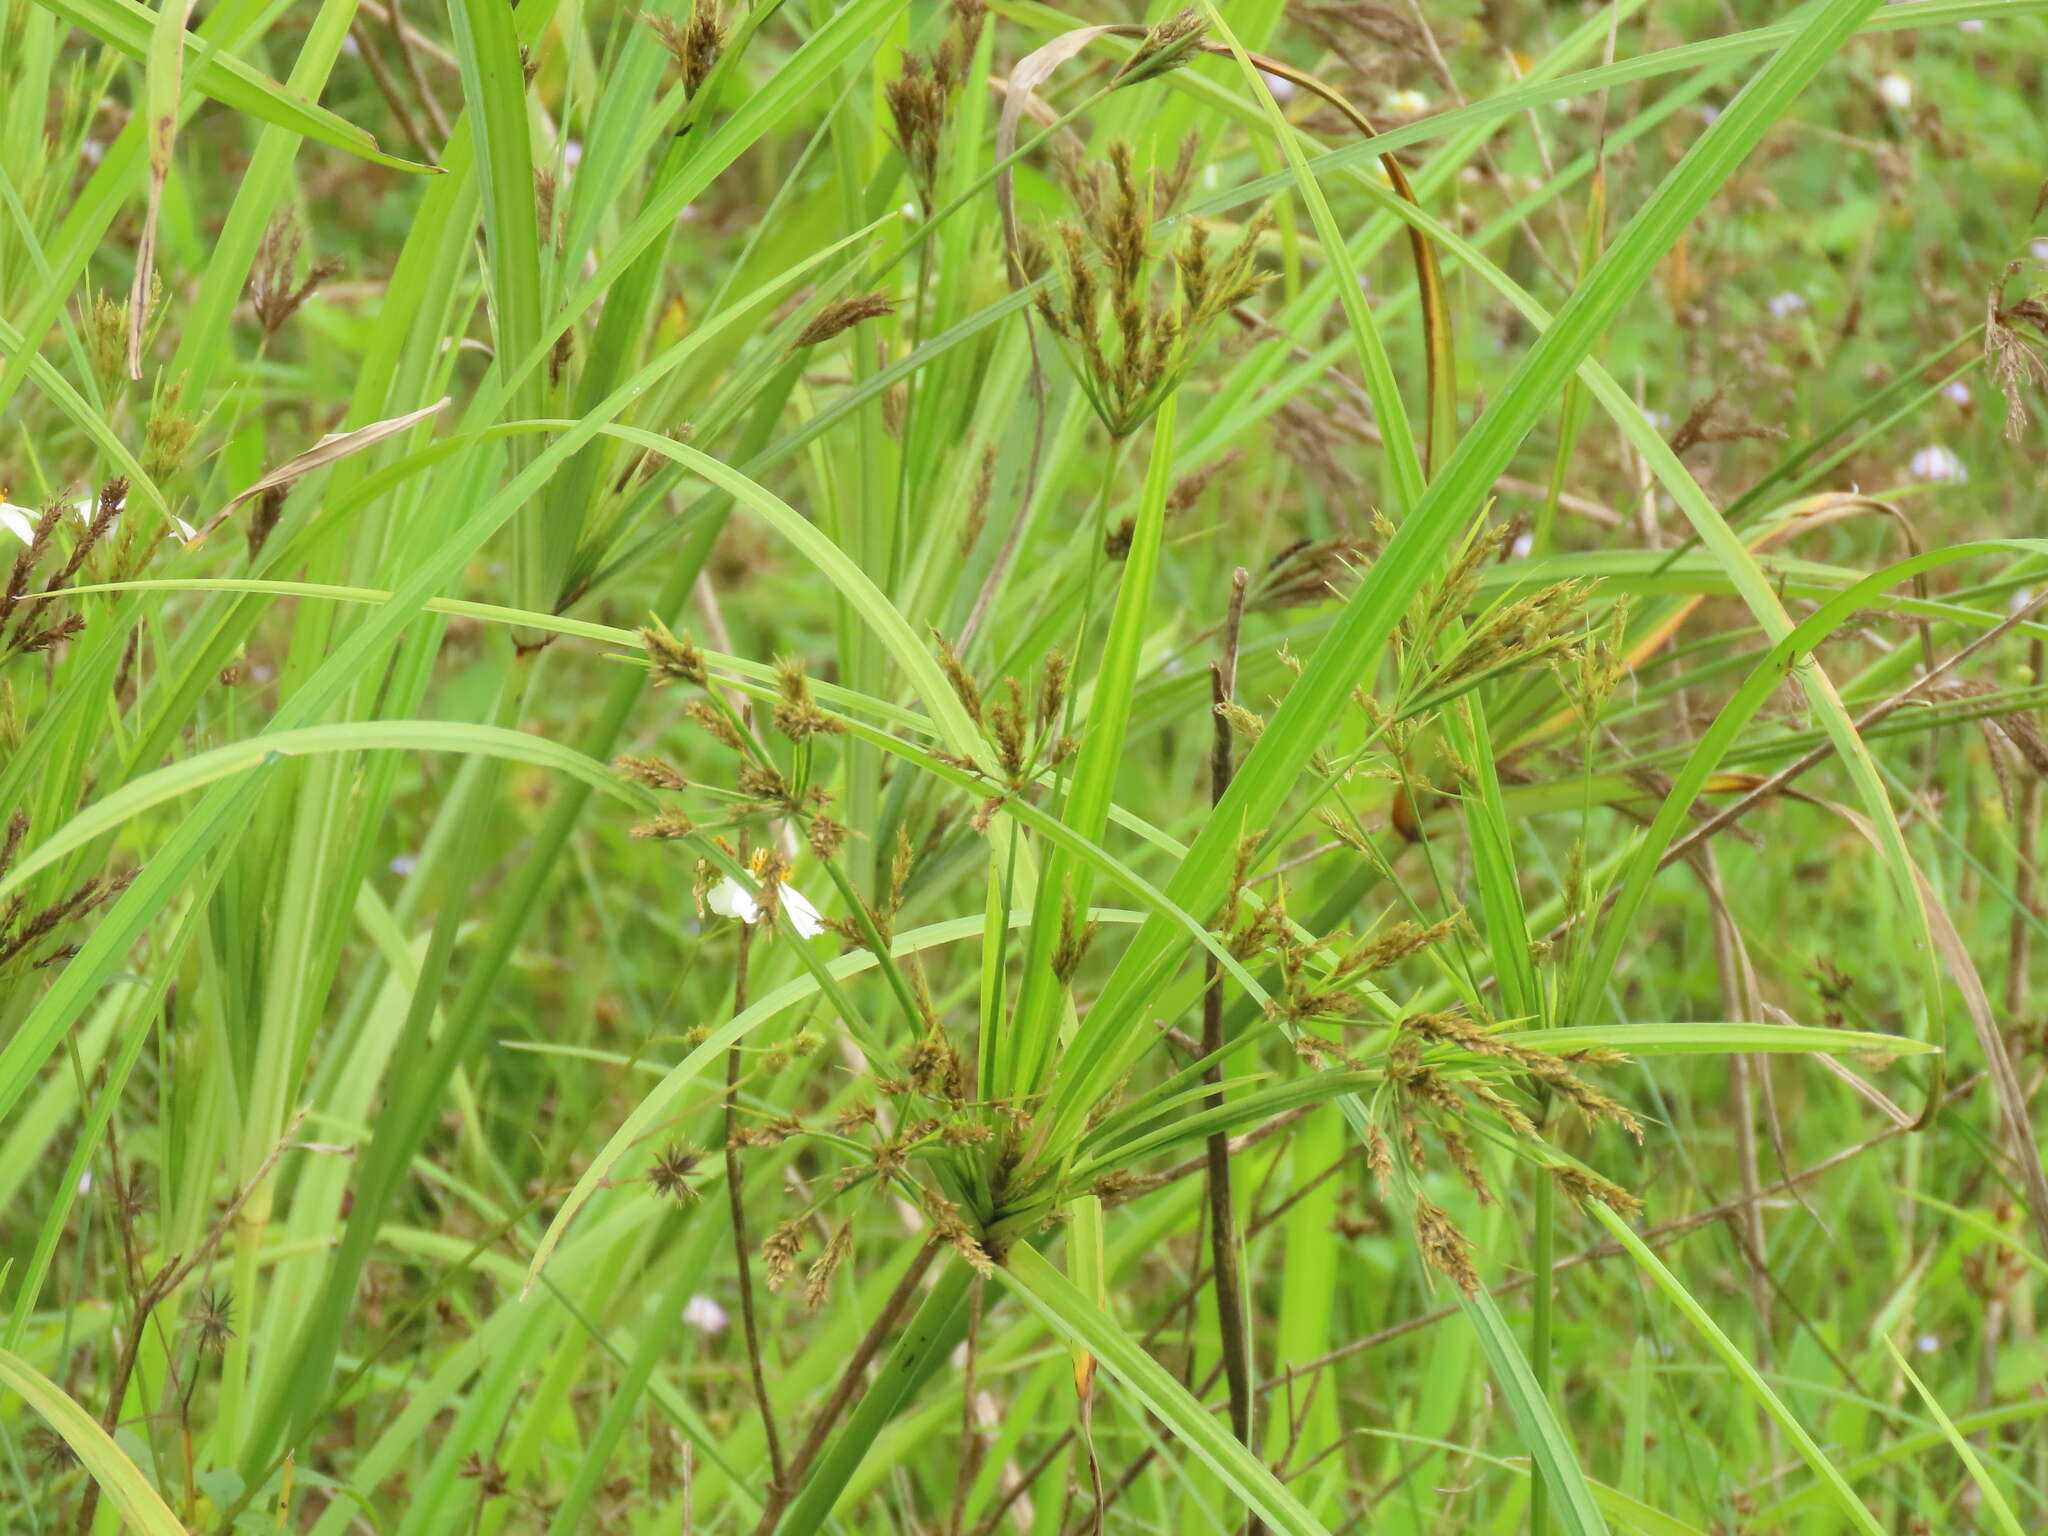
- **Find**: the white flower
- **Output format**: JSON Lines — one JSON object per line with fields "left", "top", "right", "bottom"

{"left": 81, "top": 139, "right": 105, "bottom": 166}
{"left": 682, "top": 1294, "right": 729, "bottom": 1335}
{"left": 69, "top": 489, "right": 196, "bottom": 544}
{"left": 1942, "top": 379, "right": 1972, "bottom": 406}
{"left": 1908, "top": 445, "right": 1967, "bottom": 483}
{"left": 1768, "top": 291, "right": 1808, "bottom": 319}
{"left": 562, "top": 139, "right": 583, "bottom": 173}
{"left": 1510, "top": 532, "right": 1534, "bottom": 559}
{"left": 1695, "top": 104, "right": 1722, "bottom": 125}
{"left": 705, "top": 850, "right": 825, "bottom": 939}
{"left": 76, "top": 1170, "right": 93, "bottom": 1195}
{"left": 1876, "top": 72, "right": 1913, "bottom": 110}
{"left": 1, "top": 502, "right": 37, "bottom": 544}
{"left": 2009, "top": 588, "right": 2035, "bottom": 617}
{"left": 2031, "top": 238, "right": 2048, "bottom": 263}
{"left": 389, "top": 854, "right": 418, "bottom": 876}
{"left": 1916, "top": 1332, "right": 1939, "bottom": 1354}
{"left": 1257, "top": 70, "right": 1295, "bottom": 102}
{"left": 1645, "top": 409, "right": 1673, "bottom": 432}
{"left": 1958, "top": 17, "right": 1984, "bottom": 32}
{"left": 1385, "top": 88, "right": 1429, "bottom": 116}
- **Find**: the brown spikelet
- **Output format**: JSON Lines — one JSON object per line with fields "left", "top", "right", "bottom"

{"left": 641, "top": 619, "right": 708, "bottom": 686}
{"left": 925, "top": 1192, "right": 995, "bottom": 1274}
{"left": 1550, "top": 1163, "right": 1642, "bottom": 1219}
{"left": 931, "top": 629, "right": 984, "bottom": 723}
{"left": 803, "top": 1219, "right": 854, "bottom": 1310}
{"left": 615, "top": 754, "right": 690, "bottom": 790}
{"left": 631, "top": 809, "right": 697, "bottom": 840}
{"left": 1413, "top": 1195, "right": 1478, "bottom": 1294}
{"left": 247, "top": 217, "right": 342, "bottom": 339}
{"left": 1114, "top": 9, "right": 1205, "bottom": 88}
{"left": 649, "top": 0, "right": 726, "bottom": 96}
{"left": 761, "top": 1215, "right": 809, "bottom": 1292}
{"left": 0, "top": 812, "right": 27, "bottom": 883}
{"left": 793, "top": 292, "right": 896, "bottom": 351}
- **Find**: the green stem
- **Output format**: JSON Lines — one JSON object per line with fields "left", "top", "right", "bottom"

{"left": 1530, "top": 1165, "right": 1555, "bottom": 1536}
{"left": 769, "top": 1256, "right": 977, "bottom": 1535}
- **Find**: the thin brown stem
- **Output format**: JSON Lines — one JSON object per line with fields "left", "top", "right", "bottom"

{"left": 77, "top": 1113, "right": 304, "bottom": 1535}
{"left": 947, "top": 1274, "right": 987, "bottom": 1536}
{"left": 350, "top": 24, "right": 436, "bottom": 164}
{"left": 752, "top": 1234, "right": 944, "bottom": 1534}
{"left": 1202, "top": 569, "right": 1259, "bottom": 1526}
{"left": 382, "top": 0, "right": 451, "bottom": 145}
{"left": 725, "top": 904, "right": 786, "bottom": 1485}
{"left": 1661, "top": 590, "right": 2048, "bottom": 871}
{"left": 985, "top": 1075, "right": 1986, "bottom": 1536}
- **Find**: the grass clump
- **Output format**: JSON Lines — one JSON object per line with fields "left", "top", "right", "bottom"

{"left": 2, "top": 2, "right": 2047, "bottom": 1534}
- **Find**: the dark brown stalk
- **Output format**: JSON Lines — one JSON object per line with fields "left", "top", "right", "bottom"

{"left": 752, "top": 1234, "right": 944, "bottom": 1534}
{"left": 725, "top": 902, "right": 786, "bottom": 1485}
{"left": 2005, "top": 633, "right": 2042, "bottom": 1024}
{"left": 947, "top": 1274, "right": 987, "bottom": 1535}
{"left": 382, "top": 0, "right": 451, "bottom": 146}
{"left": 1202, "top": 569, "right": 1258, "bottom": 1519}
{"left": 980, "top": 1076, "right": 1988, "bottom": 1536}
{"left": 351, "top": 23, "right": 436, "bottom": 162}
{"left": 75, "top": 1115, "right": 303, "bottom": 1535}
{"left": 1661, "top": 590, "right": 2048, "bottom": 871}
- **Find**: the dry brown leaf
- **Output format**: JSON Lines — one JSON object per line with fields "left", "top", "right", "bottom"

{"left": 192, "top": 398, "right": 451, "bottom": 545}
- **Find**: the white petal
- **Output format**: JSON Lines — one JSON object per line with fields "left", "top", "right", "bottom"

{"left": 173, "top": 516, "right": 198, "bottom": 543}
{"left": 1876, "top": 73, "right": 1913, "bottom": 110}
{"left": 706, "top": 878, "right": 761, "bottom": 924}
{"left": 1, "top": 504, "right": 36, "bottom": 544}
{"left": 782, "top": 884, "right": 825, "bottom": 940}
{"left": 682, "top": 1294, "right": 729, "bottom": 1334}
{"left": 1908, "top": 445, "right": 1966, "bottom": 483}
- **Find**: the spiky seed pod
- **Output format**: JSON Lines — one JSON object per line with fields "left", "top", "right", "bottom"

{"left": 647, "top": 1143, "right": 701, "bottom": 1201}
{"left": 188, "top": 1287, "right": 236, "bottom": 1355}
